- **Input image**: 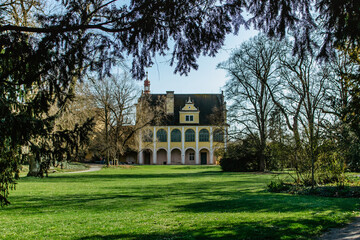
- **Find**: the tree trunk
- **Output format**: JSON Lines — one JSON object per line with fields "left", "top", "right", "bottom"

{"left": 27, "top": 154, "right": 41, "bottom": 177}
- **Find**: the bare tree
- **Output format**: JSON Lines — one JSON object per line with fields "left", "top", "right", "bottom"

{"left": 268, "top": 43, "right": 330, "bottom": 186}
{"left": 85, "top": 73, "right": 138, "bottom": 166}
{"left": 219, "top": 35, "right": 281, "bottom": 171}
{"left": 86, "top": 71, "right": 168, "bottom": 166}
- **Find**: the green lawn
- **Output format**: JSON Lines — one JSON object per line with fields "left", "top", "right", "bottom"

{"left": 1, "top": 166, "right": 359, "bottom": 240}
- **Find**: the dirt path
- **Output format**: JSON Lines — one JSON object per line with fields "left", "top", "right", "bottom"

{"left": 65, "top": 164, "right": 103, "bottom": 174}
{"left": 319, "top": 217, "right": 360, "bottom": 240}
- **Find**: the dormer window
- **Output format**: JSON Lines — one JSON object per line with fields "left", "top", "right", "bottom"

{"left": 185, "top": 115, "right": 194, "bottom": 121}
{"left": 179, "top": 97, "right": 200, "bottom": 124}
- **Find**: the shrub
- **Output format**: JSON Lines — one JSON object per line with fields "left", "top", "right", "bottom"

{"left": 220, "top": 156, "right": 258, "bottom": 172}
{"left": 267, "top": 178, "right": 291, "bottom": 192}
{"left": 220, "top": 137, "right": 260, "bottom": 172}
{"left": 316, "top": 150, "right": 347, "bottom": 186}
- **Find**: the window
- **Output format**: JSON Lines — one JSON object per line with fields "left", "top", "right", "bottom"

{"left": 199, "top": 129, "right": 209, "bottom": 142}
{"left": 189, "top": 152, "right": 195, "bottom": 161}
{"left": 142, "top": 130, "right": 153, "bottom": 142}
{"left": 213, "top": 129, "right": 224, "bottom": 142}
{"left": 156, "top": 129, "right": 167, "bottom": 142}
{"left": 171, "top": 129, "right": 181, "bottom": 142}
{"left": 185, "top": 115, "right": 194, "bottom": 121}
{"left": 185, "top": 129, "right": 195, "bottom": 142}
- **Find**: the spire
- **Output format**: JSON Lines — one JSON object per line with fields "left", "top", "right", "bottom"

{"left": 187, "top": 96, "right": 192, "bottom": 103}
{"left": 144, "top": 71, "right": 150, "bottom": 94}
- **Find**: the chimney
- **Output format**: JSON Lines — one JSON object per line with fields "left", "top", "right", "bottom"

{"left": 166, "top": 91, "right": 174, "bottom": 114}
{"left": 144, "top": 72, "right": 150, "bottom": 94}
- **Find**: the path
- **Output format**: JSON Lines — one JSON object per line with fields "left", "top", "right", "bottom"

{"left": 65, "top": 164, "right": 103, "bottom": 174}
{"left": 319, "top": 217, "right": 360, "bottom": 240}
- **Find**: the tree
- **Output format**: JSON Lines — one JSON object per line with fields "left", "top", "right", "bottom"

{"left": 323, "top": 47, "right": 360, "bottom": 171}
{"left": 0, "top": 0, "right": 245, "bottom": 206}
{"left": 266, "top": 41, "right": 330, "bottom": 186}
{"left": 86, "top": 72, "right": 140, "bottom": 166}
{"left": 219, "top": 34, "right": 281, "bottom": 171}
{"left": 1, "top": 0, "right": 359, "bottom": 205}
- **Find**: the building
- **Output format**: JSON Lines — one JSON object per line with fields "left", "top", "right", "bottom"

{"left": 136, "top": 75, "right": 227, "bottom": 165}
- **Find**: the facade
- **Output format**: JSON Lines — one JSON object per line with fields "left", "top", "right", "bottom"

{"left": 137, "top": 76, "right": 227, "bottom": 165}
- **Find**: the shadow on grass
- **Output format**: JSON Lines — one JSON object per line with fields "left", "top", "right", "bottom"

{"left": 75, "top": 217, "right": 345, "bottom": 240}
{"left": 175, "top": 191, "right": 358, "bottom": 214}
{"left": 47, "top": 172, "right": 226, "bottom": 181}
{"left": 6, "top": 185, "right": 356, "bottom": 216}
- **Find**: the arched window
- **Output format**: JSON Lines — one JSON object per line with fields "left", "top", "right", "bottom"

{"left": 213, "top": 129, "right": 224, "bottom": 142}
{"left": 185, "top": 129, "right": 195, "bottom": 142}
{"left": 142, "top": 129, "right": 153, "bottom": 142}
{"left": 199, "top": 129, "right": 209, "bottom": 142}
{"left": 171, "top": 129, "right": 181, "bottom": 142}
{"left": 156, "top": 129, "right": 167, "bottom": 142}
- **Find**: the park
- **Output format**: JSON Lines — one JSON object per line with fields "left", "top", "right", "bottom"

{"left": 1, "top": 1, "right": 360, "bottom": 239}
{"left": 1, "top": 165, "right": 359, "bottom": 239}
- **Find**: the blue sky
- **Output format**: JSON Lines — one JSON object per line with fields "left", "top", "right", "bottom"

{"left": 138, "top": 27, "right": 259, "bottom": 94}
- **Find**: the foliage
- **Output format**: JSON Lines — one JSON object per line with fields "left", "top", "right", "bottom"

{"left": 220, "top": 138, "right": 260, "bottom": 172}
{"left": 1, "top": 0, "right": 359, "bottom": 206}
{"left": 0, "top": 143, "right": 20, "bottom": 206}
{"left": 0, "top": 0, "right": 243, "bottom": 205}
{"left": 0, "top": 166, "right": 359, "bottom": 239}
{"left": 265, "top": 141, "right": 292, "bottom": 171}
{"left": 323, "top": 46, "right": 360, "bottom": 172}
{"left": 267, "top": 177, "right": 291, "bottom": 193}
{"left": 316, "top": 148, "right": 347, "bottom": 186}
{"left": 268, "top": 178, "right": 360, "bottom": 198}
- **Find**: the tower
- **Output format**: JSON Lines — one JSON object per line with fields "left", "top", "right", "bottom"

{"left": 144, "top": 72, "right": 150, "bottom": 94}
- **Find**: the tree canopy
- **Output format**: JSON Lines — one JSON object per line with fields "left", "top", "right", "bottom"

{"left": 1, "top": 0, "right": 359, "bottom": 205}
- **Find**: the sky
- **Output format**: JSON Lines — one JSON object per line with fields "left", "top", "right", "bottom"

{"left": 136, "top": 27, "right": 259, "bottom": 95}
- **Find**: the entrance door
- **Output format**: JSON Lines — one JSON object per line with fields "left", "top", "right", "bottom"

{"left": 144, "top": 151, "right": 151, "bottom": 164}
{"left": 201, "top": 152, "right": 207, "bottom": 165}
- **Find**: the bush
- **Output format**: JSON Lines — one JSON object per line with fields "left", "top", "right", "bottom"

{"left": 316, "top": 149, "right": 347, "bottom": 186}
{"left": 267, "top": 178, "right": 291, "bottom": 192}
{"left": 220, "top": 156, "right": 258, "bottom": 172}
{"left": 220, "top": 137, "right": 260, "bottom": 172}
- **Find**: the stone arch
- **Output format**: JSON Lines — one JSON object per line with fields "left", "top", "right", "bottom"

{"left": 199, "top": 147, "right": 210, "bottom": 152}
{"left": 171, "top": 129, "right": 181, "bottom": 142}
{"left": 185, "top": 148, "right": 196, "bottom": 165}
{"left": 199, "top": 148, "right": 210, "bottom": 165}
{"left": 157, "top": 148, "right": 167, "bottom": 165}
{"left": 142, "top": 149, "right": 153, "bottom": 165}
{"left": 213, "top": 129, "right": 224, "bottom": 142}
{"left": 199, "top": 129, "right": 209, "bottom": 142}
{"left": 185, "top": 129, "right": 195, "bottom": 142}
{"left": 171, "top": 148, "right": 182, "bottom": 165}
{"left": 156, "top": 129, "right": 167, "bottom": 142}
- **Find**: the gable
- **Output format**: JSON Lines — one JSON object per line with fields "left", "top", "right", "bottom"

{"left": 147, "top": 93, "right": 225, "bottom": 126}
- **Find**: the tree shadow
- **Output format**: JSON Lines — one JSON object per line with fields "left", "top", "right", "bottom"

{"left": 75, "top": 217, "right": 348, "bottom": 240}
{"left": 175, "top": 193, "right": 357, "bottom": 214}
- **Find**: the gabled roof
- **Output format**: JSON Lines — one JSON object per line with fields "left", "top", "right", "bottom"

{"left": 147, "top": 93, "right": 225, "bottom": 126}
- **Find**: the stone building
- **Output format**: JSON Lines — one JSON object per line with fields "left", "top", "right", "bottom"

{"left": 137, "top": 76, "right": 227, "bottom": 165}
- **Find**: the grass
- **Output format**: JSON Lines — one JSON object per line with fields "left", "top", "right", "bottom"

{"left": 1, "top": 166, "right": 359, "bottom": 240}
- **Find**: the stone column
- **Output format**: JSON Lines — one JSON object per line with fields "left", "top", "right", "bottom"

{"left": 167, "top": 127, "right": 171, "bottom": 164}
{"left": 181, "top": 126, "right": 185, "bottom": 164}
{"left": 195, "top": 126, "right": 199, "bottom": 164}
{"left": 153, "top": 126, "right": 157, "bottom": 164}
